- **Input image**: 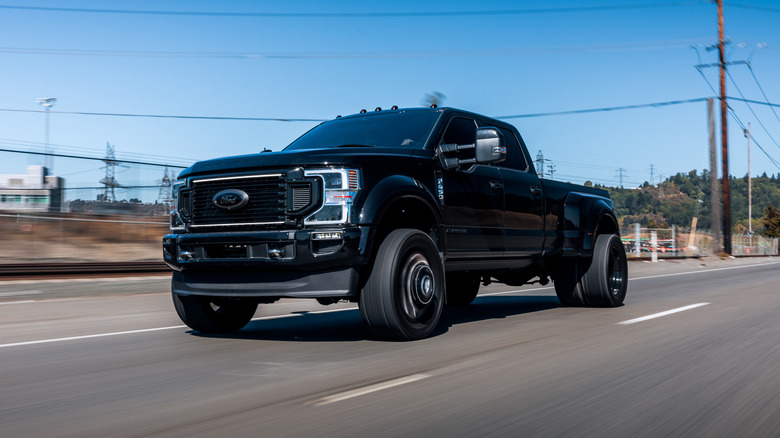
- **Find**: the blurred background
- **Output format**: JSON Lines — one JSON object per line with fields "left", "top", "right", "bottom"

{"left": 1, "top": 0, "right": 779, "bottom": 263}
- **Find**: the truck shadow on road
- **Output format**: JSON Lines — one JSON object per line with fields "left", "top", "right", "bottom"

{"left": 191, "top": 295, "right": 562, "bottom": 342}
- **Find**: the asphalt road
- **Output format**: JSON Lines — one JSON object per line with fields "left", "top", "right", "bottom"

{"left": 1, "top": 257, "right": 779, "bottom": 437}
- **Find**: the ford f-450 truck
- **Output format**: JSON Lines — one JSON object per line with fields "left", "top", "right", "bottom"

{"left": 163, "top": 107, "right": 628, "bottom": 340}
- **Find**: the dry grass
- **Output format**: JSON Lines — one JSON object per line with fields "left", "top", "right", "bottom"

{"left": 0, "top": 214, "right": 168, "bottom": 263}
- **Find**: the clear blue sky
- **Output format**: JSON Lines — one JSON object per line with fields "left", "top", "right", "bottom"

{"left": 1, "top": 0, "right": 779, "bottom": 201}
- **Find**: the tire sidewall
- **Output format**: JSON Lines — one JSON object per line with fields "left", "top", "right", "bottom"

{"left": 362, "top": 229, "right": 444, "bottom": 340}
{"left": 585, "top": 233, "right": 628, "bottom": 306}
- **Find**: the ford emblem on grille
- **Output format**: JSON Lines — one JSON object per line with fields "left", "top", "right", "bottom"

{"left": 212, "top": 189, "right": 249, "bottom": 210}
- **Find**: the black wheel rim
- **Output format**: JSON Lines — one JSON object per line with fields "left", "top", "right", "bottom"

{"left": 400, "top": 252, "right": 436, "bottom": 323}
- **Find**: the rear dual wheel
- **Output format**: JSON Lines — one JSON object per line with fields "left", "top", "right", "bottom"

{"left": 554, "top": 233, "right": 627, "bottom": 307}
{"left": 359, "top": 229, "right": 444, "bottom": 340}
{"left": 445, "top": 272, "right": 480, "bottom": 306}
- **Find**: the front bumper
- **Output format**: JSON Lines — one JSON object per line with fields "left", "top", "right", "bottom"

{"left": 163, "top": 227, "right": 367, "bottom": 298}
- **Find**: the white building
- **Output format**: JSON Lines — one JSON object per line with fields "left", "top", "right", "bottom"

{"left": 0, "top": 165, "right": 64, "bottom": 212}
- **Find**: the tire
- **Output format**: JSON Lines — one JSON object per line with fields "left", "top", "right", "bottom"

{"left": 172, "top": 293, "right": 258, "bottom": 333}
{"left": 553, "top": 233, "right": 628, "bottom": 307}
{"left": 359, "top": 229, "right": 444, "bottom": 340}
{"left": 445, "top": 272, "right": 480, "bottom": 306}
{"left": 553, "top": 258, "right": 587, "bottom": 307}
{"left": 581, "top": 233, "right": 628, "bottom": 307}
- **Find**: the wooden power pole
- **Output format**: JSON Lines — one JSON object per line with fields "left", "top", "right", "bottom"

{"left": 717, "top": 0, "right": 732, "bottom": 254}
{"left": 708, "top": 98, "right": 721, "bottom": 255}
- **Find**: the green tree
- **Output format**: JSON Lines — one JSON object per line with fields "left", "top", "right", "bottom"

{"left": 763, "top": 205, "right": 780, "bottom": 238}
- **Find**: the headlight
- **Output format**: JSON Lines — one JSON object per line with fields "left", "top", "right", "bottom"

{"left": 304, "top": 169, "right": 360, "bottom": 225}
{"left": 170, "top": 180, "right": 186, "bottom": 231}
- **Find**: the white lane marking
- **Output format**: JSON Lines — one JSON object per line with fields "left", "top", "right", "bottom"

{"left": 630, "top": 261, "right": 780, "bottom": 281}
{"left": 311, "top": 374, "right": 431, "bottom": 406}
{"left": 0, "top": 275, "right": 168, "bottom": 286}
{"left": 0, "top": 300, "right": 36, "bottom": 306}
{"left": 0, "top": 325, "right": 187, "bottom": 349}
{"left": 617, "top": 303, "right": 710, "bottom": 325}
{"left": 0, "top": 306, "right": 359, "bottom": 349}
{"left": 473, "top": 261, "right": 780, "bottom": 298}
{"left": 0, "top": 290, "right": 41, "bottom": 297}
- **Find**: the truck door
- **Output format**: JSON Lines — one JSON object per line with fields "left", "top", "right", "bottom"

{"left": 438, "top": 116, "right": 504, "bottom": 258}
{"left": 495, "top": 126, "right": 545, "bottom": 257}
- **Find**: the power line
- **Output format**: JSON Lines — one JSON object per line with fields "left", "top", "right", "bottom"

{"left": 496, "top": 98, "right": 711, "bottom": 119}
{"left": 0, "top": 108, "right": 327, "bottom": 123}
{"left": 726, "top": 69, "right": 780, "bottom": 151}
{"left": 729, "top": 110, "right": 780, "bottom": 171}
{"left": 0, "top": 40, "right": 710, "bottom": 59}
{"left": 0, "top": 148, "right": 188, "bottom": 169}
{"left": 745, "top": 63, "right": 780, "bottom": 123}
{"left": 0, "top": 2, "right": 707, "bottom": 18}
{"left": 728, "top": 97, "right": 780, "bottom": 108}
{"left": 0, "top": 98, "right": 719, "bottom": 122}
{"left": 0, "top": 137, "right": 196, "bottom": 167}
{"left": 726, "top": 2, "right": 780, "bottom": 13}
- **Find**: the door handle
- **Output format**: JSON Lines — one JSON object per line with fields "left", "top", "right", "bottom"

{"left": 530, "top": 186, "right": 542, "bottom": 196}
{"left": 490, "top": 181, "right": 504, "bottom": 191}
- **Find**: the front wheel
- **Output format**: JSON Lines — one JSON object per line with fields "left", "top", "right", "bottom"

{"left": 172, "top": 293, "right": 257, "bottom": 333}
{"left": 359, "top": 229, "right": 444, "bottom": 340}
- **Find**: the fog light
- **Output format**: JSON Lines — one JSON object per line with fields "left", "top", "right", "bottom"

{"left": 313, "top": 231, "right": 343, "bottom": 240}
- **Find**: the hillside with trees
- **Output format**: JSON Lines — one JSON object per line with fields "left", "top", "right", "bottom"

{"left": 594, "top": 170, "right": 780, "bottom": 236}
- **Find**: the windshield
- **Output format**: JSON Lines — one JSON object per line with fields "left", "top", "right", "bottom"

{"left": 285, "top": 111, "right": 440, "bottom": 151}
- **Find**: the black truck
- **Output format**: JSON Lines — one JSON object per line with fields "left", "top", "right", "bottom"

{"left": 163, "top": 107, "right": 628, "bottom": 340}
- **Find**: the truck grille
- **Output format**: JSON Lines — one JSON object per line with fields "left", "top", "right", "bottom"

{"left": 189, "top": 173, "right": 288, "bottom": 228}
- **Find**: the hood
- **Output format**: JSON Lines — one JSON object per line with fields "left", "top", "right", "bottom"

{"left": 178, "top": 147, "right": 419, "bottom": 179}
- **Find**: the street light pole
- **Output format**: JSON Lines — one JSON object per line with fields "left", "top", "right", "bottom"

{"left": 36, "top": 97, "right": 57, "bottom": 171}
{"left": 744, "top": 123, "right": 752, "bottom": 236}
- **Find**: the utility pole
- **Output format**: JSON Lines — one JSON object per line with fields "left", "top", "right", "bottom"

{"left": 744, "top": 123, "right": 752, "bottom": 236}
{"left": 717, "top": 0, "right": 732, "bottom": 254}
{"left": 708, "top": 98, "right": 722, "bottom": 254}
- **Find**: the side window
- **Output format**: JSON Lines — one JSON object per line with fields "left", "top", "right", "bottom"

{"left": 497, "top": 127, "right": 529, "bottom": 172}
{"left": 440, "top": 117, "right": 477, "bottom": 145}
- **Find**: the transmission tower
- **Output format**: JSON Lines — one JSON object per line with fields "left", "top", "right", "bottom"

{"left": 547, "top": 163, "right": 556, "bottom": 180}
{"left": 99, "top": 142, "right": 122, "bottom": 202}
{"left": 158, "top": 167, "right": 173, "bottom": 204}
{"left": 535, "top": 150, "right": 544, "bottom": 177}
{"left": 616, "top": 168, "right": 627, "bottom": 188}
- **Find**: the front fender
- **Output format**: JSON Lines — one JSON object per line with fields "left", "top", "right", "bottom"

{"left": 357, "top": 175, "right": 442, "bottom": 226}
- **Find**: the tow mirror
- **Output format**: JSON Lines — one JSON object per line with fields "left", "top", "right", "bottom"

{"left": 475, "top": 127, "right": 505, "bottom": 164}
{"left": 438, "top": 126, "right": 506, "bottom": 169}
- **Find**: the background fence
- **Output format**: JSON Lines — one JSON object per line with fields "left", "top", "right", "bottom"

{"left": 620, "top": 224, "right": 779, "bottom": 259}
